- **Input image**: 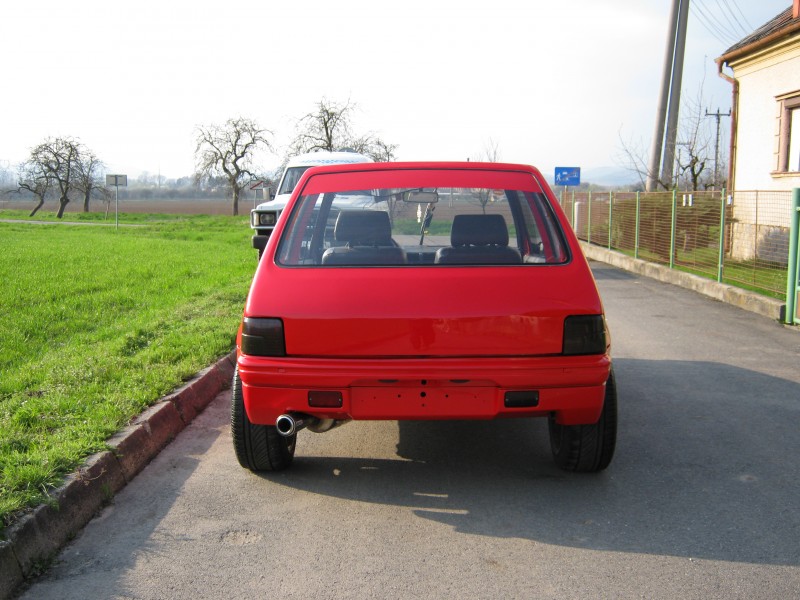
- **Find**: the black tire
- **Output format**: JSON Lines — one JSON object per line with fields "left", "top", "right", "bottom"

{"left": 231, "top": 367, "right": 295, "bottom": 472}
{"left": 548, "top": 368, "right": 617, "bottom": 473}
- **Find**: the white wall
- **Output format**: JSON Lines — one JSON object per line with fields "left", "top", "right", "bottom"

{"left": 733, "top": 41, "right": 800, "bottom": 193}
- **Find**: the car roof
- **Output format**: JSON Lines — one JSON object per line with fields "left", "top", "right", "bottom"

{"left": 286, "top": 151, "right": 372, "bottom": 167}
{"left": 301, "top": 161, "right": 541, "bottom": 175}
{"left": 293, "top": 161, "right": 548, "bottom": 195}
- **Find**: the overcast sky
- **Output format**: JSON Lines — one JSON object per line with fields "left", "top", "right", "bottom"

{"left": 0, "top": 0, "right": 792, "bottom": 180}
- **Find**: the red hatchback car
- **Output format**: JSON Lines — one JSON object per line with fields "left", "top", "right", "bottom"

{"left": 232, "top": 162, "right": 616, "bottom": 473}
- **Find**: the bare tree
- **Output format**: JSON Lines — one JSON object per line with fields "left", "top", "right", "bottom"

{"left": 288, "top": 98, "right": 398, "bottom": 162}
{"left": 617, "top": 133, "right": 668, "bottom": 191}
{"left": 17, "top": 137, "right": 83, "bottom": 218}
{"left": 366, "top": 139, "right": 398, "bottom": 162}
{"left": 618, "top": 87, "right": 718, "bottom": 191}
{"left": 0, "top": 161, "right": 15, "bottom": 188}
{"left": 73, "top": 150, "right": 106, "bottom": 212}
{"left": 674, "top": 93, "right": 714, "bottom": 190}
{"left": 195, "top": 117, "right": 270, "bottom": 216}
{"left": 353, "top": 137, "right": 398, "bottom": 162}
{"left": 14, "top": 160, "right": 53, "bottom": 217}
{"left": 289, "top": 98, "right": 356, "bottom": 154}
{"left": 479, "top": 138, "right": 501, "bottom": 162}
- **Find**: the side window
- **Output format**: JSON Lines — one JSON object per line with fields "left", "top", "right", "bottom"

{"left": 276, "top": 194, "right": 324, "bottom": 265}
{"left": 518, "top": 192, "right": 569, "bottom": 264}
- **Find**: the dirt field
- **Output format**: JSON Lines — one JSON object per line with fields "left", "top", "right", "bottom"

{"left": 0, "top": 198, "right": 240, "bottom": 216}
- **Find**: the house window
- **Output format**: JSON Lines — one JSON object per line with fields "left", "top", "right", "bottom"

{"left": 779, "top": 93, "right": 800, "bottom": 173}
{"left": 789, "top": 107, "right": 800, "bottom": 172}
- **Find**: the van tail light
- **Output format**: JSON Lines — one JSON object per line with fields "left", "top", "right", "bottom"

{"left": 562, "top": 315, "right": 606, "bottom": 355}
{"left": 240, "top": 318, "right": 286, "bottom": 356}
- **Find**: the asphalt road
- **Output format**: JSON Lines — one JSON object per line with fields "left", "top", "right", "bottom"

{"left": 19, "top": 262, "right": 800, "bottom": 599}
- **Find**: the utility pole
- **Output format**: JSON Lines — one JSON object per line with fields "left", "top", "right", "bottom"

{"left": 646, "top": 0, "right": 681, "bottom": 192}
{"left": 661, "top": 0, "right": 691, "bottom": 188}
{"left": 705, "top": 107, "right": 731, "bottom": 189}
{"left": 646, "top": 0, "right": 690, "bottom": 191}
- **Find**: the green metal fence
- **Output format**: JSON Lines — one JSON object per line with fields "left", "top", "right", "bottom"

{"left": 559, "top": 188, "right": 795, "bottom": 301}
{"left": 787, "top": 189, "right": 800, "bottom": 325}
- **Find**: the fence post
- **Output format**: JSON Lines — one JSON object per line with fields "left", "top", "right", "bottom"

{"left": 717, "top": 188, "right": 726, "bottom": 283}
{"left": 571, "top": 188, "right": 576, "bottom": 234}
{"left": 786, "top": 188, "right": 800, "bottom": 325}
{"left": 670, "top": 189, "right": 677, "bottom": 269}
{"left": 635, "top": 191, "right": 640, "bottom": 259}
{"left": 587, "top": 190, "right": 592, "bottom": 244}
{"left": 608, "top": 191, "right": 613, "bottom": 250}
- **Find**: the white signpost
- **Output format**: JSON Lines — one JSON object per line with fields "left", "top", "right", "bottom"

{"left": 105, "top": 174, "right": 128, "bottom": 229}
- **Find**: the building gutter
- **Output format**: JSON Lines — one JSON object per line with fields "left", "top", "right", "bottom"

{"left": 714, "top": 58, "right": 739, "bottom": 193}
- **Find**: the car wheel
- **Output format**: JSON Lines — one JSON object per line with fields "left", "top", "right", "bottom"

{"left": 231, "top": 366, "right": 296, "bottom": 472}
{"left": 548, "top": 368, "right": 617, "bottom": 473}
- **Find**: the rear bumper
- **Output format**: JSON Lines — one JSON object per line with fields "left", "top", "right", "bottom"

{"left": 237, "top": 354, "right": 611, "bottom": 426}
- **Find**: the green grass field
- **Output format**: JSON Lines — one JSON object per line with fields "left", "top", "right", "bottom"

{"left": 0, "top": 211, "right": 255, "bottom": 527}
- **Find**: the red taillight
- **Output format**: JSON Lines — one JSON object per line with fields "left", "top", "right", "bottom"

{"left": 240, "top": 318, "right": 286, "bottom": 356}
{"left": 562, "top": 315, "right": 606, "bottom": 355}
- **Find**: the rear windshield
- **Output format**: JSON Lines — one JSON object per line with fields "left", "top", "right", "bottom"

{"left": 276, "top": 185, "right": 569, "bottom": 267}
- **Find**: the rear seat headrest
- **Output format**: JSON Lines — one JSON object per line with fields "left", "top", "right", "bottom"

{"left": 450, "top": 214, "right": 509, "bottom": 247}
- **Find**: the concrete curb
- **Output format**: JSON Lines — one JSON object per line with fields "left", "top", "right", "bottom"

{"left": 0, "top": 351, "right": 236, "bottom": 600}
{"left": 580, "top": 242, "right": 786, "bottom": 322}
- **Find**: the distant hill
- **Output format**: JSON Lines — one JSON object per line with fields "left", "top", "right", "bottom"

{"left": 582, "top": 166, "right": 639, "bottom": 187}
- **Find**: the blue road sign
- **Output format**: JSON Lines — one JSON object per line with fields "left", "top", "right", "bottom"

{"left": 554, "top": 167, "right": 581, "bottom": 186}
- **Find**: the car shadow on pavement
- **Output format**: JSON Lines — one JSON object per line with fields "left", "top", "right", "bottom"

{"left": 269, "top": 357, "right": 800, "bottom": 567}
{"left": 589, "top": 261, "right": 639, "bottom": 281}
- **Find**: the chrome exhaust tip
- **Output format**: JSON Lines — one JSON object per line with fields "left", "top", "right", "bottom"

{"left": 275, "top": 413, "right": 305, "bottom": 437}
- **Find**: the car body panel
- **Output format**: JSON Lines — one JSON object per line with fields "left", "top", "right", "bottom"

{"left": 238, "top": 161, "right": 610, "bottom": 428}
{"left": 246, "top": 263, "right": 602, "bottom": 357}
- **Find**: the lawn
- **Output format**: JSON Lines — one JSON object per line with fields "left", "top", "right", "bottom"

{"left": 0, "top": 212, "right": 255, "bottom": 527}
{"left": 614, "top": 245, "right": 788, "bottom": 300}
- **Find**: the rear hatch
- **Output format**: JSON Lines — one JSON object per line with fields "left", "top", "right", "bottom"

{"left": 246, "top": 262, "right": 602, "bottom": 358}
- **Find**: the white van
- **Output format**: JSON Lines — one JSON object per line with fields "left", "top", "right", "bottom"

{"left": 250, "top": 150, "right": 372, "bottom": 257}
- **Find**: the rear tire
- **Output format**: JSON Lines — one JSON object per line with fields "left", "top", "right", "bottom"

{"left": 231, "top": 366, "right": 295, "bottom": 472}
{"left": 548, "top": 369, "right": 617, "bottom": 473}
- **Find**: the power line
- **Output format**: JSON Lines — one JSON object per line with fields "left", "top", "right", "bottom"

{"left": 692, "top": 0, "right": 759, "bottom": 48}
{"left": 715, "top": 0, "right": 750, "bottom": 38}
{"left": 694, "top": 0, "right": 741, "bottom": 41}
{"left": 692, "top": 2, "right": 737, "bottom": 46}
{"left": 726, "top": 0, "right": 754, "bottom": 32}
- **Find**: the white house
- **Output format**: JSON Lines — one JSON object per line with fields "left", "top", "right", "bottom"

{"left": 717, "top": 2, "right": 800, "bottom": 191}
{"left": 716, "top": 2, "right": 800, "bottom": 261}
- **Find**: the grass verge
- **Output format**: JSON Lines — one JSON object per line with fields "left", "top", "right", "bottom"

{"left": 0, "top": 211, "right": 255, "bottom": 527}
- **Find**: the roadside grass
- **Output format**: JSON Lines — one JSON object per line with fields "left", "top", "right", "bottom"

{"left": 615, "top": 245, "right": 787, "bottom": 300}
{"left": 0, "top": 212, "right": 255, "bottom": 527}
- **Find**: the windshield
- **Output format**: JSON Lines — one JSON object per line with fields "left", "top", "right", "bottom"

{"left": 278, "top": 166, "right": 311, "bottom": 196}
{"left": 276, "top": 185, "right": 568, "bottom": 267}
